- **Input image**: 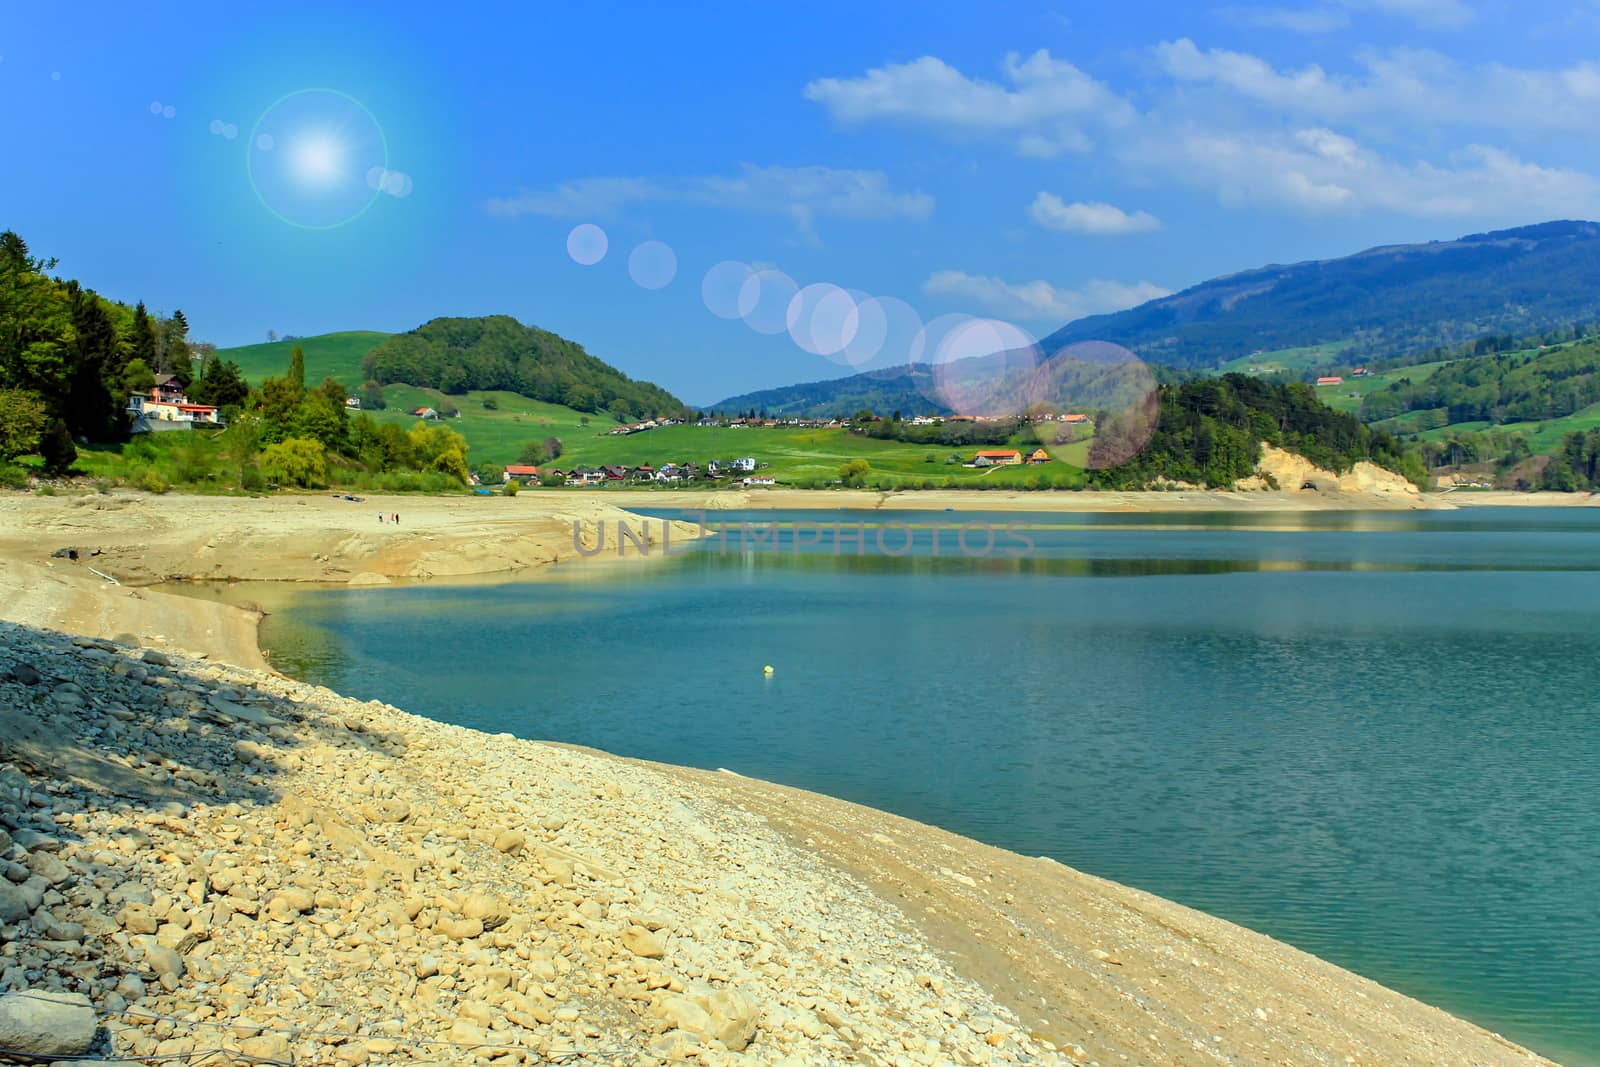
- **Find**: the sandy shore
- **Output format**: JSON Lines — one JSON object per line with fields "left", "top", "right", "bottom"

{"left": 0, "top": 489, "right": 1569, "bottom": 1065}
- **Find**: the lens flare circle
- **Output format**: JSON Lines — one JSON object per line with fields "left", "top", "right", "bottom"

{"left": 566, "top": 223, "right": 608, "bottom": 265}
{"left": 786, "top": 283, "right": 859, "bottom": 357}
{"left": 738, "top": 270, "right": 799, "bottom": 335}
{"left": 1027, "top": 341, "right": 1161, "bottom": 470}
{"left": 702, "top": 261, "right": 754, "bottom": 320}
{"left": 929, "top": 318, "right": 1040, "bottom": 419}
{"left": 628, "top": 240, "right": 677, "bottom": 289}
{"left": 247, "top": 88, "right": 388, "bottom": 230}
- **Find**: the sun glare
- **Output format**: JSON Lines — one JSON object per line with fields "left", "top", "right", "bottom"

{"left": 289, "top": 133, "right": 344, "bottom": 187}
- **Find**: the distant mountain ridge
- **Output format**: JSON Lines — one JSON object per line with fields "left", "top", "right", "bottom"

{"left": 1039, "top": 220, "right": 1600, "bottom": 368}
{"left": 715, "top": 221, "right": 1600, "bottom": 416}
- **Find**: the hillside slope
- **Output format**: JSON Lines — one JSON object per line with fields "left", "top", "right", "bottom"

{"left": 1040, "top": 220, "right": 1600, "bottom": 368}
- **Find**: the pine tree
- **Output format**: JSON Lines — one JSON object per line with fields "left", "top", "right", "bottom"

{"left": 129, "top": 302, "right": 157, "bottom": 372}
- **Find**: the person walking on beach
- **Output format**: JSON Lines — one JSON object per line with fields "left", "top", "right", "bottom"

{"left": 393, "top": 513, "right": 399, "bottom": 525}
{"left": 378, "top": 513, "right": 385, "bottom": 524}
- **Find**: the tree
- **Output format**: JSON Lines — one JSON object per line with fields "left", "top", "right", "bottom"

{"left": 853, "top": 408, "right": 875, "bottom": 423}
{"left": 259, "top": 437, "right": 327, "bottom": 487}
{"left": 287, "top": 346, "right": 306, "bottom": 391}
{"left": 190, "top": 356, "right": 249, "bottom": 409}
{"left": 38, "top": 419, "right": 76, "bottom": 475}
{"left": 543, "top": 436, "right": 563, "bottom": 460}
{"left": 221, "top": 414, "right": 263, "bottom": 488}
{"left": 267, "top": 329, "right": 278, "bottom": 342}
{"left": 358, "top": 379, "right": 385, "bottom": 410}
{"left": 128, "top": 302, "right": 158, "bottom": 372}
{"left": 839, "top": 458, "right": 870, "bottom": 486}
{"left": 517, "top": 440, "right": 548, "bottom": 465}
{"left": 123, "top": 358, "right": 156, "bottom": 397}
{"left": 0, "top": 388, "right": 47, "bottom": 461}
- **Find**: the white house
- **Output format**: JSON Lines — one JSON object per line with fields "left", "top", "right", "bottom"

{"left": 127, "top": 375, "right": 220, "bottom": 433}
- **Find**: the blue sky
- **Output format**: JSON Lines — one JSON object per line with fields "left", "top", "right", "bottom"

{"left": 4, "top": 1, "right": 1600, "bottom": 404}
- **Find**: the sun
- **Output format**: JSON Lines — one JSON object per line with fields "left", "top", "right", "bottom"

{"left": 289, "top": 132, "right": 345, "bottom": 188}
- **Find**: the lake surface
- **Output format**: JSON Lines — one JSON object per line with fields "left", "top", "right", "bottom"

{"left": 255, "top": 507, "right": 1600, "bottom": 1065}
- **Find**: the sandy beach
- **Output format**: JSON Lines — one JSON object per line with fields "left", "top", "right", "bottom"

{"left": 0, "top": 488, "right": 1569, "bottom": 1065}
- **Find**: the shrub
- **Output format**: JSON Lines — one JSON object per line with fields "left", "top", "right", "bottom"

{"left": 503, "top": 479, "right": 519, "bottom": 496}
{"left": 0, "top": 464, "right": 28, "bottom": 490}
{"left": 135, "top": 467, "right": 169, "bottom": 494}
{"left": 259, "top": 437, "right": 328, "bottom": 488}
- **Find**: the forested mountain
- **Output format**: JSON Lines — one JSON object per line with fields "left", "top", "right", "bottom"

{"left": 1040, "top": 221, "right": 1600, "bottom": 369}
{"left": 1359, "top": 339, "right": 1600, "bottom": 427}
{"left": 362, "top": 315, "right": 684, "bottom": 420}
{"left": 1090, "top": 375, "right": 1424, "bottom": 489}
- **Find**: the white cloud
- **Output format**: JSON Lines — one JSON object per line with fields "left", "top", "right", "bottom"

{"left": 1154, "top": 38, "right": 1600, "bottom": 134}
{"left": 1222, "top": 0, "right": 1472, "bottom": 30}
{"left": 803, "top": 50, "right": 1134, "bottom": 158}
{"left": 486, "top": 164, "right": 932, "bottom": 242}
{"left": 1028, "top": 194, "right": 1161, "bottom": 234}
{"left": 1121, "top": 125, "right": 1600, "bottom": 218}
{"left": 1352, "top": 0, "right": 1473, "bottom": 29}
{"left": 1219, "top": 6, "right": 1352, "bottom": 32}
{"left": 923, "top": 271, "right": 1170, "bottom": 323}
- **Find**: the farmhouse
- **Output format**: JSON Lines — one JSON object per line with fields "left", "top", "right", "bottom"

{"left": 970, "top": 449, "right": 1023, "bottom": 467}
{"left": 127, "top": 375, "right": 220, "bottom": 433}
{"left": 1315, "top": 376, "right": 1344, "bottom": 387}
{"left": 503, "top": 464, "right": 542, "bottom": 482}
{"left": 413, "top": 407, "right": 439, "bottom": 419}
{"left": 1026, "top": 448, "right": 1051, "bottom": 465}
{"left": 344, "top": 396, "right": 362, "bottom": 409}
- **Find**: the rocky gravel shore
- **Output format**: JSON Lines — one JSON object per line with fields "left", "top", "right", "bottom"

{"left": 0, "top": 619, "right": 1069, "bottom": 1066}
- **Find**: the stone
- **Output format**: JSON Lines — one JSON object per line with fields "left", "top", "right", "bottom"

{"left": 239, "top": 1033, "right": 291, "bottom": 1061}
{"left": 492, "top": 829, "right": 526, "bottom": 853}
{"left": 141, "top": 650, "right": 171, "bottom": 666}
{"left": 461, "top": 892, "right": 507, "bottom": 930}
{"left": 118, "top": 904, "right": 158, "bottom": 935}
{"left": 621, "top": 925, "right": 666, "bottom": 959}
{"left": 23, "top": 849, "right": 71, "bottom": 886}
{"left": 703, "top": 988, "right": 760, "bottom": 1051}
{"left": 0, "top": 990, "right": 97, "bottom": 1058}
{"left": 652, "top": 995, "right": 712, "bottom": 1036}
{"left": 435, "top": 915, "right": 483, "bottom": 941}
{"left": 143, "top": 942, "right": 185, "bottom": 978}
{"left": 0, "top": 882, "right": 32, "bottom": 923}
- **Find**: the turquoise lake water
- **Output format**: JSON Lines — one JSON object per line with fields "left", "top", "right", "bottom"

{"left": 255, "top": 507, "right": 1600, "bottom": 1065}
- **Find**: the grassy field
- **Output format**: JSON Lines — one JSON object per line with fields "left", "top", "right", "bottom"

{"left": 1216, "top": 341, "right": 1354, "bottom": 377}
{"left": 1318, "top": 360, "right": 1452, "bottom": 415}
{"left": 536, "top": 424, "right": 1090, "bottom": 488}
{"left": 1409, "top": 401, "right": 1600, "bottom": 451}
{"left": 219, "top": 332, "right": 390, "bottom": 391}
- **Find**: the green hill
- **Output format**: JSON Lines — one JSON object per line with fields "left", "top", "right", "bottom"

{"left": 218, "top": 331, "right": 390, "bottom": 392}
{"left": 362, "top": 315, "right": 684, "bottom": 420}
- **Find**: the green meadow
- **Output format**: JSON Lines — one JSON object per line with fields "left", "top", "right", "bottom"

{"left": 219, "top": 332, "right": 391, "bottom": 391}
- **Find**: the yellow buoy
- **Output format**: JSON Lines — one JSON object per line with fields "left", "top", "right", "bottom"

{"left": 763, "top": 665, "right": 774, "bottom": 675}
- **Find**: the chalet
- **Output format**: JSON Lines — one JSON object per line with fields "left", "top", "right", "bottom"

{"left": 503, "top": 464, "right": 543, "bottom": 482}
{"left": 1315, "top": 376, "right": 1344, "bottom": 387}
{"left": 127, "top": 377, "right": 220, "bottom": 433}
{"left": 1026, "top": 448, "right": 1051, "bottom": 465}
{"left": 971, "top": 449, "right": 1023, "bottom": 467}
{"left": 344, "top": 396, "right": 362, "bottom": 409}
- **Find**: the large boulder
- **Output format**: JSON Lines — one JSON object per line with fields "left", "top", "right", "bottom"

{"left": 0, "top": 989, "right": 97, "bottom": 1058}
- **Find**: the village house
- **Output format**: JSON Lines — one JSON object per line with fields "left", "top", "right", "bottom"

{"left": 127, "top": 375, "right": 220, "bottom": 433}
{"left": 1315, "top": 376, "right": 1344, "bottom": 387}
{"left": 970, "top": 449, "right": 1023, "bottom": 467}
{"left": 1026, "top": 448, "right": 1050, "bottom": 465}
{"left": 503, "top": 464, "right": 542, "bottom": 483}
{"left": 344, "top": 396, "right": 362, "bottom": 410}
{"left": 413, "top": 406, "right": 439, "bottom": 419}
